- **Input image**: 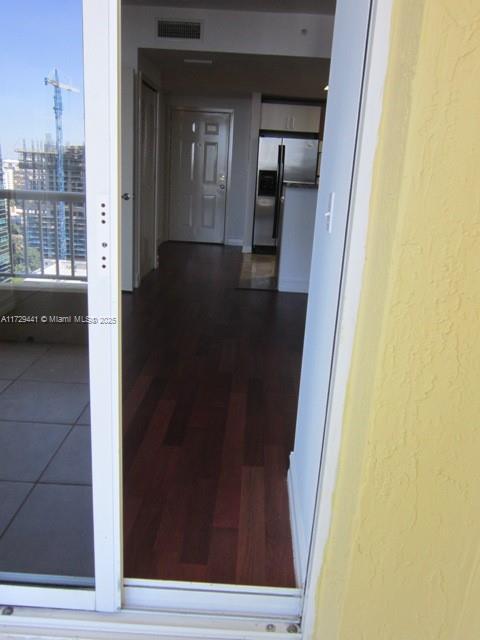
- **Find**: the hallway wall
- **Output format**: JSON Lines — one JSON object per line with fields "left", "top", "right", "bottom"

{"left": 313, "top": 0, "right": 480, "bottom": 637}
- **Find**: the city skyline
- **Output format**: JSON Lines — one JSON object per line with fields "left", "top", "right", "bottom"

{"left": 0, "top": 0, "right": 85, "bottom": 159}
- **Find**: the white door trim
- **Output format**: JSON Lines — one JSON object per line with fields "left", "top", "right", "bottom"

{"left": 134, "top": 72, "right": 160, "bottom": 288}
{"left": 166, "top": 106, "right": 234, "bottom": 245}
{"left": 300, "top": 0, "right": 394, "bottom": 636}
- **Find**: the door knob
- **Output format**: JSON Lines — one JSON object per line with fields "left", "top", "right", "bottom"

{"left": 219, "top": 184, "right": 225, "bottom": 190}
{"left": 121, "top": 193, "right": 131, "bottom": 201}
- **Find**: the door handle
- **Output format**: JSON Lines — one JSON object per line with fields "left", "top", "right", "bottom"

{"left": 219, "top": 184, "right": 225, "bottom": 190}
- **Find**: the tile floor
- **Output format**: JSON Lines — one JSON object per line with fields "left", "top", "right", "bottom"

{"left": 0, "top": 342, "right": 94, "bottom": 584}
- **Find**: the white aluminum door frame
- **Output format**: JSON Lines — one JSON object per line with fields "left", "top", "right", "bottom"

{"left": 0, "top": 0, "right": 395, "bottom": 632}
{"left": 0, "top": 0, "right": 122, "bottom": 613}
{"left": 301, "top": 0, "right": 394, "bottom": 635}
{"left": 83, "top": 0, "right": 122, "bottom": 613}
{"left": 120, "top": 0, "right": 393, "bottom": 624}
{"left": 134, "top": 72, "right": 160, "bottom": 288}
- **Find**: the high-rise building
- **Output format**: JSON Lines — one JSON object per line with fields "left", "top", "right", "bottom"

{"left": 2, "top": 159, "right": 22, "bottom": 190}
{"left": 6, "top": 140, "right": 86, "bottom": 271}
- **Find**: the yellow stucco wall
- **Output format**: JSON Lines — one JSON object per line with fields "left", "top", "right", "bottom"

{"left": 313, "top": 0, "right": 480, "bottom": 638}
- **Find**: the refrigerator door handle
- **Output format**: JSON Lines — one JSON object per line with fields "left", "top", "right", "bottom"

{"left": 272, "top": 144, "right": 285, "bottom": 239}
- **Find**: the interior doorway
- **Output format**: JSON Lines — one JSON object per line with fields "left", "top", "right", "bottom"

{"left": 120, "top": 0, "right": 375, "bottom": 615}
{"left": 121, "top": 5, "right": 333, "bottom": 591}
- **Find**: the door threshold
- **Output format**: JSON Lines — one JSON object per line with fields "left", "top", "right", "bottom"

{"left": 0, "top": 606, "right": 301, "bottom": 639}
{"left": 124, "top": 578, "right": 302, "bottom": 620}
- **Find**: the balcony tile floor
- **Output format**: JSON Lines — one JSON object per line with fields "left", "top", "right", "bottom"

{"left": 0, "top": 482, "right": 34, "bottom": 536}
{"left": 0, "top": 380, "right": 11, "bottom": 393}
{"left": 77, "top": 404, "right": 91, "bottom": 425}
{"left": 0, "top": 484, "right": 94, "bottom": 577}
{"left": 0, "top": 342, "right": 93, "bottom": 583}
{"left": 0, "top": 380, "right": 89, "bottom": 423}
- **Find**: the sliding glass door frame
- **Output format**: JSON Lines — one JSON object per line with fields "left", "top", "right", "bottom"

{"left": 83, "top": 0, "right": 122, "bottom": 613}
{"left": 0, "top": 0, "right": 122, "bottom": 612}
{"left": 0, "top": 0, "right": 394, "bottom": 628}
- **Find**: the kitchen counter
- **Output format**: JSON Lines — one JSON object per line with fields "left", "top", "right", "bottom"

{"left": 277, "top": 183, "right": 318, "bottom": 294}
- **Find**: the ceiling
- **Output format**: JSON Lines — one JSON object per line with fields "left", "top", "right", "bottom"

{"left": 124, "top": 0, "right": 336, "bottom": 16}
{"left": 140, "top": 49, "right": 330, "bottom": 98}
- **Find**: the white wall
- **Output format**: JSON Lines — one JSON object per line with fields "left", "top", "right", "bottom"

{"left": 122, "top": 5, "right": 334, "bottom": 65}
{"left": 166, "top": 94, "right": 252, "bottom": 246}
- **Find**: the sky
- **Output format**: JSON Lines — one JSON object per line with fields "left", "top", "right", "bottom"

{"left": 0, "top": 0, "right": 85, "bottom": 160}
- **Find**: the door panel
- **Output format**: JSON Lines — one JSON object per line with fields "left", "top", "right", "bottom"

{"left": 0, "top": 0, "right": 121, "bottom": 611}
{"left": 169, "top": 110, "right": 230, "bottom": 244}
{"left": 290, "top": 0, "right": 372, "bottom": 584}
{"left": 203, "top": 142, "right": 218, "bottom": 184}
{"left": 137, "top": 80, "right": 157, "bottom": 283}
{"left": 201, "top": 195, "right": 216, "bottom": 229}
{"left": 0, "top": 0, "right": 95, "bottom": 589}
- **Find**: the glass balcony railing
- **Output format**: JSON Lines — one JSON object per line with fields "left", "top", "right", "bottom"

{"left": 0, "top": 189, "right": 87, "bottom": 283}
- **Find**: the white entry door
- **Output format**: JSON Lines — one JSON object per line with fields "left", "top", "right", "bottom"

{"left": 136, "top": 77, "right": 158, "bottom": 284}
{"left": 169, "top": 109, "right": 230, "bottom": 244}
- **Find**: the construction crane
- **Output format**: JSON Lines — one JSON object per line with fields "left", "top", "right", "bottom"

{"left": 44, "top": 69, "right": 79, "bottom": 262}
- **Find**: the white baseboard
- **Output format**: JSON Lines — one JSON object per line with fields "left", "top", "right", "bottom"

{"left": 287, "top": 454, "right": 308, "bottom": 588}
{"left": 242, "top": 244, "right": 252, "bottom": 254}
{"left": 225, "top": 238, "right": 243, "bottom": 246}
{"left": 278, "top": 278, "right": 309, "bottom": 294}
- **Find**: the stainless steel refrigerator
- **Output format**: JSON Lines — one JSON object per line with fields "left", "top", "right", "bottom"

{"left": 253, "top": 134, "right": 319, "bottom": 251}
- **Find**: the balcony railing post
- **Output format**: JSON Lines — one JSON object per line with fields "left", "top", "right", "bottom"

{"left": 53, "top": 199, "right": 60, "bottom": 278}
{"left": 38, "top": 201, "right": 45, "bottom": 276}
{"left": 22, "top": 198, "right": 28, "bottom": 274}
{"left": 69, "top": 202, "right": 75, "bottom": 278}
{"left": 6, "top": 197, "right": 14, "bottom": 276}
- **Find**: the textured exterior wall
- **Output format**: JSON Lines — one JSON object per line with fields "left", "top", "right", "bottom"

{"left": 313, "top": 0, "right": 480, "bottom": 638}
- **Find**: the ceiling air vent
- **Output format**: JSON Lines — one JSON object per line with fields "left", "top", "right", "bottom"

{"left": 157, "top": 20, "right": 202, "bottom": 40}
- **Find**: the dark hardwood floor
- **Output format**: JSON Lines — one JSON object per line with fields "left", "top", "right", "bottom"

{"left": 122, "top": 242, "right": 307, "bottom": 587}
